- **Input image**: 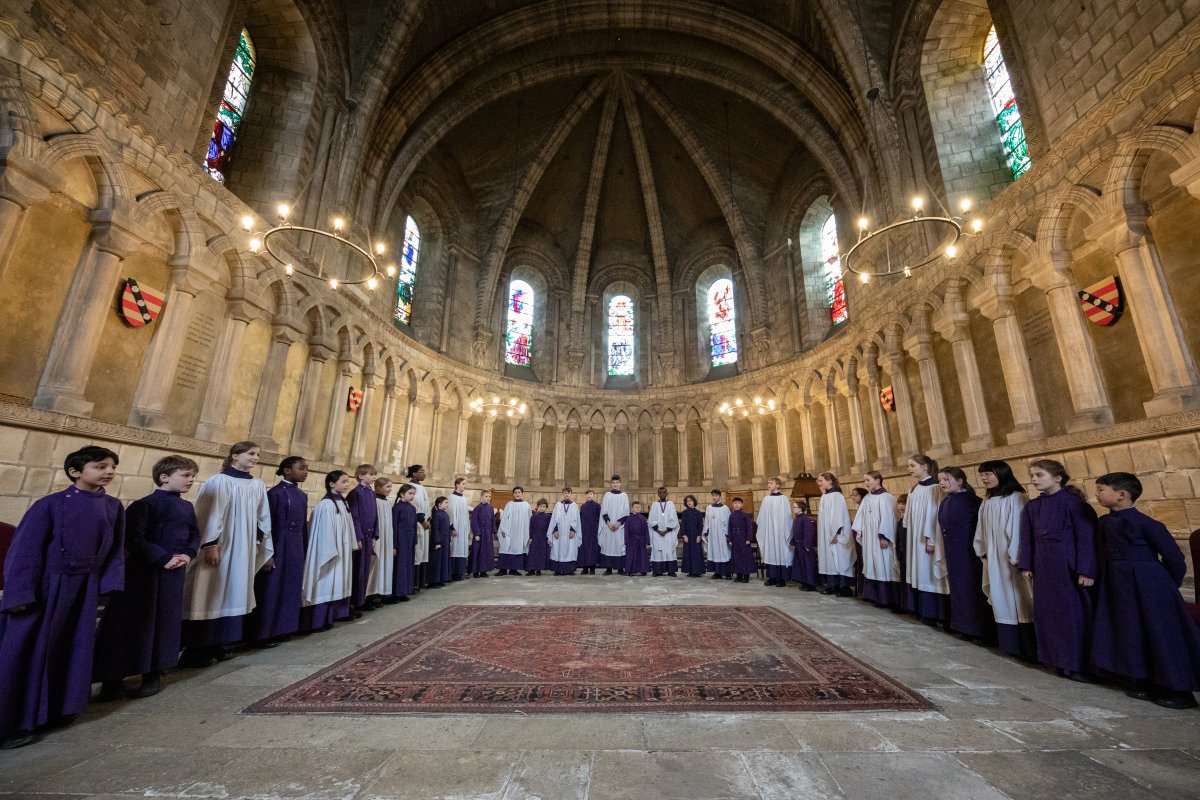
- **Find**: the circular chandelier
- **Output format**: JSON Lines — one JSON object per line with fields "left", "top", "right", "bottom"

{"left": 841, "top": 196, "right": 985, "bottom": 283}
{"left": 469, "top": 395, "right": 528, "bottom": 419}
{"left": 719, "top": 396, "right": 776, "bottom": 417}
{"left": 241, "top": 204, "right": 397, "bottom": 289}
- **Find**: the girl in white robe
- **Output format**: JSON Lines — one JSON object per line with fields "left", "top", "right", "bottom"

{"left": 301, "top": 471, "right": 358, "bottom": 632}
{"left": 852, "top": 471, "right": 899, "bottom": 607}
{"left": 702, "top": 490, "right": 733, "bottom": 578}
{"left": 904, "top": 454, "right": 948, "bottom": 623}
{"left": 816, "top": 472, "right": 854, "bottom": 596}
{"left": 756, "top": 477, "right": 794, "bottom": 587}
{"left": 648, "top": 490, "right": 680, "bottom": 576}
{"left": 367, "top": 478, "right": 395, "bottom": 601}
{"left": 974, "top": 460, "right": 1036, "bottom": 660}
{"left": 448, "top": 478, "right": 471, "bottom": 580}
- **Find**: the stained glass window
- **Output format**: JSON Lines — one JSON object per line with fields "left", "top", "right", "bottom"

{"left": 394, "top": 215, "right": 419, "bottom": 326}
{"left": 821, "top": 214, "right": 848, "bottom": 326}
{"left": 505, "top": 279, "right": 534, "bottom": 366}
{"left": 607, "top": 295, "right": 635, "bottom": 376}
{"left": 983, "top": 26, "right": 1031, "bottom": 180}
{"left": 205, "top": 29, "right": 256, "bottom": 183}
{"left": 707, "top": 278, "right": 738, "bottom": 367}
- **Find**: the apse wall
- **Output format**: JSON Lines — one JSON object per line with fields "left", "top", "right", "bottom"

{"left": 1, "top": 3, "right": 1200, "bottom": 556}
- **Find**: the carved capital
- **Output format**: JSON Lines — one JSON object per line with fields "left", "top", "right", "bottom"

{"left": 0, "top": 151, "right": 63, "bottom": 207}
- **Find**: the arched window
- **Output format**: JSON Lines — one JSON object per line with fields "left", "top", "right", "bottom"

{"left": 821, "top": 214, "right": 848, "bottom": 325}
{"left": 394, "top": 215, "right": 420, "bottom": 326}
{"left": 983, "top": 26, "right": 1030, "bottom": 180}
{"left": 707, "top": 278, "right": 738, "bottom": 367}
{"left": 607, "top": 295, "right": 635, "bottom": 376}
{"left": 205, "top": 29, "right": 256, "bottom": 183}
{"left": 505, "top": 279, "right": 534, "bottom": 366}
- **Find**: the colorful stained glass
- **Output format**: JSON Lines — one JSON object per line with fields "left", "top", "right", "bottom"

{"left": 983, "top": 27, "right": 1031, "bottom": 180}
{"left": 505, "top": 279, "right": 534, "bottom": 366}
{"left": 394, "top": 215, "right": 419, "bottom": 326}
{"left": 608, "top": 295, "right": 635, "bottom": 376}
{"left": 205, "top": 29, "right": 256, "bottom": 183}
{"left": 821, "top": 215, "right": 848, "bottom": 325}
{"left": 707, "top": 278, "right": 738, "bottom": 367}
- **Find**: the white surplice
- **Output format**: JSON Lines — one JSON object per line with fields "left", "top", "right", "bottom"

{"left": 817, "top": 491, "right": 854, "bottom": 578}
{"left": 973, "top": 492, "right": 1032, "bottom": 624}
{"left": 448, "top": 492, "right": 471, "bottom": 559}
{"left": 548, "top": 500, "right": 582, "bottom": 562}
{"left": 498, "top": 499, "right": 532, "bottom": 555}
{"left": 184, "top": 472, "right": 273, "bottom": 621}
{"left": 648, "top": 499, "right": 680, "bottom": 562}
{"left": 301, "top": 496, "right": 356, "bottom": 606}
{"left": 904, "top": 480, "right": 947, "bottom": 594}
{"left": 411, "top": 483, "right": 430, "bottom": 565}
{"left": 599, "top": 490, "right": 630, "bottom": 557}
{"left": 702, "top": 503, "right": 732, "bottom": 563}
{"left": 366, "top": 496, "right": 395, "bottom": 596}
{"left": 851, "top": 490, "right": 898, "bottom": 582}
{"left": 755, "top": 493, "right": 794, "bottom": 567}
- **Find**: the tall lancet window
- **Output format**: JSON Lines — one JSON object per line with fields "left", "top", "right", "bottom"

{"left": 822, "top": 214, "right": 848, "bottom": 325}
{"left": 607, "top": 295, "right": 635, "bottom": 376}
{"left": 505, "top": 279, "right": 534, "bottom": 366}
{"left": 983, "top": 26, "right": 1031, "bottom": 179}
{"left": 206, "top": 29, "right": 256, "bottom": 182}
{"left": 707, "top": 277, "right": 738, "bottom": 367}
{"left": 394, "top": 215, "right": 419, "bottom": 326}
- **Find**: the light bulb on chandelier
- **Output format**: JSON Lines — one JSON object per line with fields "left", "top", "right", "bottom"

{"left": 238, "top": 204, "right": 391, "bottom": 289}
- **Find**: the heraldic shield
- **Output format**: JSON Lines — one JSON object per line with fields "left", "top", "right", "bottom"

{"left": 1077, "top": 275, "right": 1123, "bottom": 327}
{"left": 120, "top": 278, "right": 164, "bottom": 327}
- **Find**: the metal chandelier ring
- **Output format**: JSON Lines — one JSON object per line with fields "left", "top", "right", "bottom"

{"left": 261, "top": 224, "right": 384, "bottom": 285}
{"left": 841, "top": 215, "right": 963, "bottom": 278}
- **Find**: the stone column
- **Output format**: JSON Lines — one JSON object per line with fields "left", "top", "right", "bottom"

{"left": 33, "top": 209, "right": 146, "bottom": 416}
{"left": 424, "top": 400, "right": 447, "bottom": 479}
{"left": 629, "top": 424, "right": 641, "bottom": 484}
{"left": 194, "top": 299, "right": 255, "bottom": 442}
{"left": 248, "top": 320, "right": 305, "bottom": 451}
{"left": 676, "top": 423, "right": 690, "bottom": 486}
{"left": 503, "top": 418, "right": 519, "bottom": 483}
{"left": 749, "top": 415, "right": 766, "bottom": 483}
{"left": 723, "top": 418, "right": 739, "bottom": 483}
{"left": 798, "top": 406, "right": 817, "bottom": 471}
{"left": 905, "top": 329, "right": 954, "bottom": 460}
{"left": 977, "top": 273, "right": 1044, "bottom": 443}
{"left": 935, "top": 284, "right": 993, "bottom": 452}
{"left": 844, "top": 382, "right": 870, "bottom": 474}
{"left": 864, "top": 352, "right": 894, "bottom": 468}
{"left": 883, "top": 332, "right": 920, "bottom": 455}
{"left": 348, "top": 370, "right": 378, "bottom": 465}
{"left": 0, "top": 152, "right": 62, "bottom": 283}
{"left": 529, "top": 420, "right": 544, "bottom": 485}
{"left": 452, "top": 411, "right": 471, "bottom": 478}
{"left": 823, "top": 397, "right": 844, "bottom": 473}
{"left": 772, "top": 412, "right": 791, "bottom": 478}
{"left": 1090, "top": 214, "right": 1200, "bottom": 414}
{"left": 289, "top": 338, "right": 333, "bottom": 454}
{"left": 321, "top": 356, "right": 356, "bottom": 463}
{"left": 579, "top": 426, "right": 591, "bottom": 484}
{"left": 603, "top": 424, "right": 615, "bottom": 478}
{"left": 554, "top": 424, "right": 567, "bottom": 483}
{"left": 374, "top": 383, "right": 399, "bottom": 467}
{"left": 699, "top": 421, "right": 714, "bottom": 482}
{"left": 479, "top": 415, "right": 496, "bottom": 484}
{"left": 653, "top": 424, "right": 665, "bottom": 484}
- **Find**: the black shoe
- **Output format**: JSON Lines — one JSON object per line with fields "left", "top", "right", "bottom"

{"left": 799, "top": 584, "right": 816, "bottom": 592}
{"left": 397, "top": 595, "right": 410, "bottom": 602}
{"left": 668, "top": 572, "right": 677, "bottom": 577}
{"left": 723, "top": 574, "right": 733, "bottom": 580}
{"left": 604, "top": 568, "right": 613, "bottom": 576}
{"left": 1125, "top": 688, "right": 1155, "bottom": 702}
{"left": 179, "top": 648, "right": 217, "bottom": 669}
{"left": 711, "top": 573, "right": 723, "bottom": 580}
{"left": 134, "top": 673, "right": 162, "bottom": 698}
{"left": 383, "top": 596, "right": 401, "bottom": 604}
{"left": 1153, "top": 691, "right": 1198, "bottom": 710}
{"left": 452, "top": 575, "right": 463, "bottom": 581}
{"left": 820, "top": 587, "right": 835, "bottom": 595}
{"left": 618, "top": 569, "right": 626, "bottom": 575}
{"left": 96, "top": 680, "right": 124, "bottom": 702}
{"left": 0, "top": 731, "right": 35, "bottom": 749}
{"left": 258, "top": 639, "right": 281, "bottom": 649}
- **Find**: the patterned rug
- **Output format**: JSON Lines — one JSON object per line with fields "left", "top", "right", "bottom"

{"left": 246, "top": 605, "right": 930, "bottom": 714}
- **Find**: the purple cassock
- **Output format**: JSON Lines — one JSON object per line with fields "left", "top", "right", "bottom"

{"left": 623, "top": 514, "right": 650, "bottom": 575}
{"left": 895, "top": 518, "right": 908, "bottom": 595}
{"left": 0, "top": 487, "right": 124, "bottom": 740}
{"left": 469, "top": 503, "right": 496, "bottom": 574}
{"left": 578, "top": 500, "right": 602, "bottom": 568}
{"left": 939, "top": 490, "right": 995, "bottom": 641}
{"left": 1018, "top": 488, "right": 1098, "bottom": 675}
{"left": 729, "top": 510, "right": 757, "bottom": 576}
{"left": 527, "top": 512, "right": 551, "bottom": 572}
{"left": 391, "top": 500, "right": 417, "bottom": 599}
{"left": 790, "top": 514, "right": 818, "bottom": 588}
{"left": 347, "top": 483, "right": 378, "bottom": 607}
{"left": 1091, "top": 507, "right": 1200, "bottom": 692}
{"left": 679, "top": 507, "right": 706, "bottom": 576}
{"left": 246, "top": 481, "right": 306, "bottom": 643}
{"left": 94, "top": 489, "right": 199, "bottom": 681}
{"left": 429, "top": 508, "right": 452, "bottom": 586}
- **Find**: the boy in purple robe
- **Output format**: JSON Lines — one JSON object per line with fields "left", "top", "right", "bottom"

{"left": 391, "top": 484, "right": 417, "bottom": 600}
{"left": 470, "top": 490, "right": 496, "bottom": 577}
{"left": 728, "top": 497, "right": 757, "bottom": 583}
{"left": 95, "top": 455, "right": 200, "bottom": 701}
{"left": 1091, "top": 472, "right": 1200, "bottom": 709}
{"left": 790, "top": 500, "right": 818, "bottom": 591}
{"left": 247, "top": 457, "right": 308, "bottom": 646}
{"left": 1019, "top": 459, "right": 1098, "bottom": 681}
{"left": 428, "top": 496, "right": 452, "bottom": 587}
{"left": 623, "top": 502, "right": 650, "bottom": 576}
{"left": 679, "top": 495, "right": 706, "bottom": 577}
{"left": 850, "top": 487, "right": 868, "bottom": 596}
{"left": 347, "top": 464, "right": 379, "bottom": 612}
{"left": 578, "top": 490, "right": 602, "bottom": 574}
{"left": 938, "top": 467, "right": 994, "bottom": 644}
{"left": 0, "top": 446, "right": 125, "bottom": 750}
{"left": 526, "top": 499, "right": 551, "bottom": 575}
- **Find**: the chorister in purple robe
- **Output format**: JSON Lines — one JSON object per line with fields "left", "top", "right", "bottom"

{"left": 428, "top": 506, "right": 452, "bottom": 587}
{"left": 527, "top": 510, "right": 551, "bottom": 574}
{"left": 679, "top": 505, "right": 706, "bottom": 576}
{"left": 469, "top": 501, "right": 496, "bottom": 575}
{"left": 247, "top": 479, "right": 307, "bottom": 643}
{"left": 790, "top": 512, "right": 819, "bottom": 590}
{"left": 0, "top": 486, "right": 124, "bottom": 743}
{"left": 391, "top": 500, "right": 417, "bottom": 599}
{"left": 577, "top": 498, "right": 602, "bottom": 572}
{"left": 939, "top": 489, "right": 995, "bottom": 642}
{"left": 94, "top": 489, "right": 199, "bottom": 683}
{"left": 728, "top": 508, "right": 757, "bottom": 580}
{"left": 347, "top": 482, "right": 378, "bottom": 608}
{"left": 1018, "top": 488, "right": 1097, "bottom": 677}
{"left": 623, "top": 513, "right": 651, "bottom": 575}
{"left": 1091, "top": 507, "right": 1200, "bottom": 698}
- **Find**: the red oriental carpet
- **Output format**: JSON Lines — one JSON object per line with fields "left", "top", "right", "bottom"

{"left": 245, "top": 605, "right": 930, "bottom": 714}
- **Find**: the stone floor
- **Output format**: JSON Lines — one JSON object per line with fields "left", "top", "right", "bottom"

{"left": 2, "top": 575, "right": 1198, "bottom": 800}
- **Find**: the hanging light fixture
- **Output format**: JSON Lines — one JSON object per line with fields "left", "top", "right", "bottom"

{"left": 240, "top": 204, "right": 396, "bottom": 288}
{"left": 469, "top": 395, "right": 528, "bottom": 419}
{"left": 719, "top": 397, "right": 776, "bottom": 417}
{"left": 841, "top": 194, "right": 985, "bottom": 282}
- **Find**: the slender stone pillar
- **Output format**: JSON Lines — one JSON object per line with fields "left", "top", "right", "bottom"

{"left": 425, "top": 401, "right": 447, "bottom": 478}
{"left": 504, "top": 419, "right": 519, "bottom": 483}
{"left": 603, "top": 424, "right": 615, "bottom": 478}
{"left": 844, "top": 383, "right": 870, "bottom": 473}
{"left": 373, "top": 383, "right": 398, "bottom": 467}
{"left": 653, "top": 425, "right": 665, "bottom": 484}
{"left": 823, "top": 397, "right": 844, "bottom": 473}
{"left": 321, "top": 357, "right": 356, "bottom": 463}
{"left": 348, "top": 370, "right": 378, "bottom": 464}
{"left": 749, "top": 416, "right": 766, "bottom": 483}
{"left": 773, "top": 412, "right": 791, "bottom": 478}
{"left": 452, "top": 411, "right": 470, "bottom": 478}
{"left": 579, "top": 426, "right": 591, "bottom": 484}
{"left": 529, "top": 420, "right": 544, "bottom": 485}
{"left": 676, "top": 423, "right": 690, "bottom": 486}
{"left": 699, "top": 421, "right": 714, "bottom": 482}
{"left": 864, "top": 352, "right": 894, "bottom": 469}
{"left": 629, "top": 425, "right": 641, "bottom": 484}
{"left": 905, "top": 331, "right": 954, "bottom": 460}
{"left": 724, "top": 418, "right": 739, "bottom": 482}
{"left": 977, "top": 273, "right": 1044, "bottom": 443}
{"left": 289, "top": 339, "right": 334, "bottom": 454}
{"left": 479, "top": 415, "right": 496, "bottom": 484}
{"left": 554, "top": 424, "right": 567, "bottom": 483}
{"left": 0, "top": 152, "right": 63, "bottom": 283}
{"left": 798, "top": 406, "right": 817, "bottom": 471}
{"left": 248, "top": 320, "right": 305, "bottom": 451}
{"left": 934, "top": 285, "right": 992, "bottom": 452}
{"left": 194, "top": 300, "right": 255, "bottom": 442}
{"left": 883, "top": 334, "right": 920, "bottom": 455}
